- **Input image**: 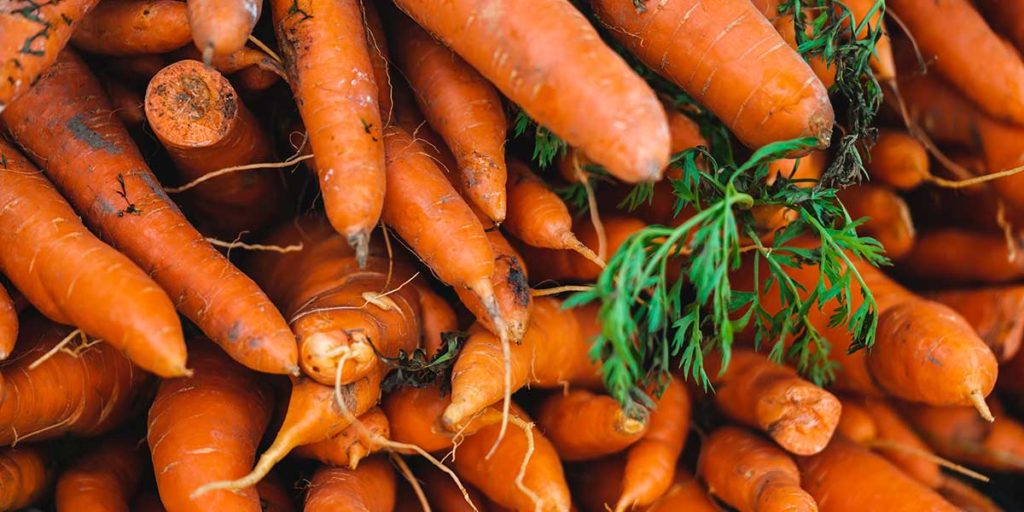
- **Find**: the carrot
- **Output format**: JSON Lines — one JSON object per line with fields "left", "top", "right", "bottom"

{"left": 132, "top": 493, "right": 167, "bottom": 512}
{"left": 415, "top": 460, "right": 489, "bottom": 512}
{"left": 593, "top": 0, "right": 833, "bottom": 154}
{"left": 103, "top": 78, "right": 146, "bottom": 128}
{"left": 391, "top": 13, "right": 508, "bottom": 223}
{"left": 798, "top": 437, "right": 958, "bottom": 511}
{"left": 903, "top": 400, "right": 1024, "bottom": 472}
{"left": 393, "top": 0, "right": 670, "bottom": 183}
{"left": 383, "top": 384, "right": 507, "bottom": 453}
{"left": 0, "top": 313, "right": 147, "bottom": 446}
{"left": 753, "top": 151, "right": 827, "bottom": 235}
{"left": 889, "top": 0, "right": 1024, "bottom": 124}
{"left": 645, "top": 471, "right": 718, "bottom": 512}
{"left": 937, "top": 476, "right": 1003, "bottom": 512}
{"left": 1, "top": 50, "right": 298, "bottom": 376}
{"left": 835, "top": 398, "right": 877, "bottom": 444}
{"left": 187, "top": 0, "right": 261, "bottom": 61}
{"left": 55, "top": 438, "right": 144, "bottom": 512}
{"left": 864, "top": 129, "right": 929, "bottom": 191}
{"left": 0, "top": 282, "right": 17, "bottom": 360}
{"left": 71, "top": 0, "right": 191, "bottom": 55}
{"left": 417, "top": 287, "right": 459, "bottom": 357}
{"left": 292, "top": 407, "right": 390, "bottom": 469}
{"left": 0, "top": 0, "right": 99, "bottom": 111}
{"left": 257, "top": 474, "right": 298, "bottom": 512}
{"left": 837, "top": 184, "right": 916, "bottom": 259}
{"left": 537, "top": 389, "right": 647, "bottom": 461}
{"left": 898, "top": 229, "right": 1024, "bottom": 284}
{"left": 521, "top": 216, "right": 647, "bottom": 283}
{"left": 615, "top": 376, "right": 690, "bottom": 511}
{"left": 706, "top": 349, "right": 842, "bottom": 455}
{"left": 453, "top": 229, "right": 532, "bottom": 344}
{"left": 749, "top": 1, "right": 836, "bottom": 88}
{"left": 304, "top": 456, "right": 396, "bottom": 512}
{"left": 976, "top": 0, "right": 1024, "bottom": 54}
{"left": 928, "top": 285, "right": 1024, "bottom": 362}
{"left": 844, "top": 396, "right": 943, "bottom": 488}
{"left": 698, "top": 426, "right": 817, "bottom": 512}
{"left": 145, "top": 59, "right": 283, "bottom": 237}
{"left": 171, "top": 44, "right": 286, "bottom": 80}
{"left": 271, "top": 0, "right": 385, "bottom": 264}
{"left": 0, "top": 445, "right": 51, "bottom": 511}
{"left": 148, "top": 341, "right": 274, "bottom": 512}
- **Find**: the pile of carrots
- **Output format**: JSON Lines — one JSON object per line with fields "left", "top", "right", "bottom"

{"left": 1, "top": 0, "right": 1024, "bottom": 510}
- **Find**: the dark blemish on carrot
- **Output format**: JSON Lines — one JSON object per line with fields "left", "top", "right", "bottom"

{"left": 502, "top": 255, "right": 531, "bottom": 307}
{"left": 95, "top": 196, "right": 118, "bottom": 216}
{"left": 228, "top": 321, "right": 242, "bottom": 342}
{"left": 67, "top": 114, "right": 122, "bottom": 154}
{"left": 115, "top": 174, "right": 142, "bottom": 217}
{"left": 138, "top": 172, "right": 183, "bottom": 215}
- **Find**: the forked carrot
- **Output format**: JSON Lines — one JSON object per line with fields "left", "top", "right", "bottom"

{"left": 292, "top": 407, "right": 390, "bottom": 468}
{"left": 0, "top": 283, "right": 14, "bottom": 360}
{"left": 536, "top": 390, "right": 647, "bottom": 461}
{"left": 0, "top": 445, "right": 51, "bottom": 511}
{"left": 72, "top": 0, "right": 191, "bottom": 55}
{"left": 187, "top": 0, "right": 261, "bottom": 61}
{"left": 304, "top": 456, "right": 396, "bottom": 512}
{"left": 929, "top": 285, "right": 1024, "bottom": 362}
{"left": 55, "top": 438, "right": 144, "bottom": 512}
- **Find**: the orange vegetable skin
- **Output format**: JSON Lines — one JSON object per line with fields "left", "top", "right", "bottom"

{"left": 645, "top": 472, "right": 718, "bottom": 512}
{"left": 798, "top": 438, "right": 957, "bottom": 511}
{"left": 865, "top": 129, "right": 929, "bottom": 191}
{"left": 859, "top": 398, "right": 941, "bottom": 488}
{"left": 72, "top": 0, "right": 191, "bottom": 55}
{"left": 56, "top": 438, "right": 144, "bottom": 512}
{"left": 454, "top": 229, "right": 532, "bottom": 344}
{"left": 0, "top": 283, "right": 14, "bottom": 360}
{"left": 417, "top": 287, "right": 459, "bottom": 357}
{"left": 391, "top": 14, "right": 508, "bottom": 222}
{"left": 592, "top": 0, "right": 833, "bottom": 153}
{"left": 1, "top": 50, "right": 298, "bottom": 376}
{"left": 904, "top": 401, "right": 1024, "bottom": 472}
{"left": 0, "top": 0, "right": 99, "bottom": 110}
{"left": 416, "top": 461, "right": 490, "bottom": 512}
{"left": 187, "top": 0, "right": 261, "bottom": 60}
{"left": 304, "top": 456, "right": 395, "bottom": 512}
{"left": 900, "top": 229, "right": 1024, "bottom": 284}
{"left": 937, "top": 477, "right": 1002, "bottom": 512}
{"left": 504, "top": 160, "right": 599, "bottom": 260}
{"left": 537, "top": 390, "right": 647, "bottom": 461}
{"left": 835, "top": 399, "right": 877, "bottom": 444}
{"left": 842, "top": 0, "right": 895, "bottom": 81}
{"left": 0, "top": 446, "right": 51, "bottom": 511}
{"left": 145, "top": 59, "right": 283, "bottom": 237}
{"left": 292, "top": 407, "right": 390, "bottom": 468}
{"left": 698, "top": 426, "right": 816, "bottom": 512}
{"left": 0, "top": 314, "right": 147, "bottom": 446}
{"left": 383, "top": 385, "right": 506, "bottom": 453}
{"left": 837, "top": 184, "right": 915, "bottom": 259}
{"left": 929, "top": 285, "right": 1024, "bottom": 362}
{"left": 394, "top": 0, "right": 669, "bottom": 183}
{"left": 519, "top": 216, "right": 647, "bottom": 283}
{"left": 271, "top": 0, "right": 385, "bottom": 263}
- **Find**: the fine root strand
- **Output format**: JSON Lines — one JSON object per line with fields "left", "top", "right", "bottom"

{"left": 165, "top": 154, "right": 313, "bottom": 194}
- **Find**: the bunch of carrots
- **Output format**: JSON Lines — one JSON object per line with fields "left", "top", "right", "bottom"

{"left": 2, "top": 0, "right": 1024, "bottom": 510}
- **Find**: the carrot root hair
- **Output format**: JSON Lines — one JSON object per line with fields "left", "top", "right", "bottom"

{"left": 348, "top": 230, "right": 371, "bottom": 269}
{"left": 565, "top": 232, "right": 606, "bottom": 269}
{"left": 970, "top": 390, "right": 995, "bottom": 422}
{"left": 867, "top": 439, "right": 989, "bottom": 482}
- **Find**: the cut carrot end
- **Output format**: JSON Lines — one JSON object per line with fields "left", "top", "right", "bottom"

{"left": 970, "top": 390, "right": 995, "bottom": 423}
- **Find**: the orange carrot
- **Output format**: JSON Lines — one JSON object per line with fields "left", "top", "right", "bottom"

{"left": 393, "top": 0, "right": 670, "bottom": 183}
{"left": 0, "top": 313, "right": 147, "bottom": 446}
{"left": 903, "top": 400, "right": 1024, "bottom": 472}
{"left": 644, "top": 471, "right": 718, "bottom": 512}
{"left": 187, "top": 0, "right": 261, "bottom": 61}
{"left": 0, "top": 283, "right": 13, "bottom": 360}
{"left": 453, "top": 228, "right": 532, "bottom": 344}
{"left": 171, "top": 44, "right": 286, "bottom": 80}
{"left": 1, "top": 50, "right": 298, "bottom": 375}
{"left": 417, "top": 287, "right": 459, "bottom": 357}
{"left": 304, "top": 456, "right": 396, "bottom": 512}
{"left": 706, "top": 349, "right": 842, "bottom": 455}
{"left": 520, "top": 216, "right": 647, "bottom": 283}
{"left": 592, "top": 0, "right": 833, "bottom": 154}
{"left": 382, "top": 384, "right": 507, "bottom": 453}
{"left": 835, "top": 398, "right": 877, "bottom": 444}
{"left": 0, "top": 445, "right": 51, "bottom": 511}
{"left": 698, "top": 426, "right": 817, "bottom": 512}
{"left": 292, "top": 407, "right": 390, "bottom": 469}
{"left": 937, "top": 476, "right": 1003, "bottom": 512}
{"left": 798, "top": 437, "right": 958, "bottom": 511}
{"left": 391, "top": 13, "right": 508, "bottom": 223}
{"left": 72, "top": 0, "right": 191, "bottom": 55}
{"left": 976, "top": 0, "right": 1024, "bottom": 53}
{"left": 859, "top": 397, "right": 942, "bottom": 488}
{"left": 271, "top": 0, "right": 385, "bottom": 264}
{"left": 928, "top": 285, "right": 1024, "bottom": 362}
{"left": 537, "top": 390, "right": 647, "bottom": 461}
{"left": 257, "top": 474, "right": 297, "bottom": 512}
{"left": 0, "top": 0, "right": 100, "bottom": 110}
{"left": 571, "top": 456, "right": 627, "bottom": 512}
{"left": 55, "top": 438, "right": 144, "bottom": 512}
{"left": 755, "top": 3, "right": 837, "bottom": 88}
{"left": 416, "top": 460, "right": 490, "bottom": 512}
{"left": 837, "top": 184, "right": 916, "bottom": 259}
{"left": 899, "top": 229, "right": 1024, "bottom": 284}
{"left": 865, "top": 129, "right": 929, "bottom": 191}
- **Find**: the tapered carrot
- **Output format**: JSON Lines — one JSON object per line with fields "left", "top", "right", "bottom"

{"left": 304, "top": 456, "right": 396, "bottom": 512}
{"left": 293, "top": 408, "right": 390, "bottom": 468}
{"left": 146, "top": 59, "right": 283, "bottom": 237}
{"left": 454, "top": 229, "right": 532, "bottom": 343}
{"left": 706, "top": 349, "right": 842, "bottom": 455}
{"left": 0, "top": 0, "right": 99, "bottom": 111}
{"left": 0, "top": 313, "right": 147, "bottom": 446}
{"left": 937, "top": 476, "right": 1002, "bottom": 512}
{"left": 928, "top": 286, "right": 1024, "bottom": 362}
{"left": 645, "top": 471, "right": 718, "bottom": 512}
{"left": 391, "top": 13, "right": 508, "bottom": 223}
{"left": 1, "top": 50, "right": 298, "bottom": 375}
{"left": 859, "top": 397, "right": 942, "bottom": 488}
{"left": 393, "top": 0, "right": 670, "bottom": 183}
{"left": 537, "top": 390, "right": 647, "bottom": 462}
{"left": 187, "top": 0, "right": 261, "bottom": 61}
{"left": 798, "top": 438, "right": 957, "bottom": 511}
{"left": 0, "top": 446, "right": 51, "bottom": 511}
{"left": 257, "top": 474, "right": 297, "bottom": 512}
{"left": 415, "top": 460, "right": 489, "bottom": 512}
{"left": 903, "top": 400, "right": 1024, "bottom": 472}
{"left": 520, "top": 216, "right": 646, "bottom": 283}
{"left": 56, "top": 438, "right": 144, "bottom": 512}
{"left": 271, "top": 0, "right": 384, "bottom": 264}
{"left": 899, "top": 229, "right": 1024, "bottom": 284}
{"left": 593, "top": 0, "right": 833, "bottom": 153}
{"left": 0, "top": 283, "right": 16, "bottom": 360}
{"left": 837, "top": 184, "right": 915, "bottom": 259}
{"left": 698, "top": 426, "right": 817, "bottom": 512}
{"left": 72, "top": 0, "right": 191, "bottom": 55}
{"left": 836, "top": 399, "right": 877, "bottom": 444}
{"left": 865, "top": 129, "right": 929, "bottom": 191}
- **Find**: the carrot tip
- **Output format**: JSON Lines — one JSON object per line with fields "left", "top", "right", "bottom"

{"left": 202, "top": 45, "right": 214, "bottom": 66}
{"left": 348, "top": 231, "right": 370, "bottom": 269}
{"left": 970, "top": 390, "right": 995, "bottom": 422}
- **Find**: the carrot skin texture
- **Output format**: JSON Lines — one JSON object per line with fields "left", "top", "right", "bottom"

{"left": 56, "top": 438, "right": 145, "bottom": 512}
{"left": 304, "top": 456, "right": 395, "bottom": 512}
{"left": 0, "top": 446, "right": 51, "bottom": 511}
{"left": 187, "top": 0, "right": 261, "bottom": 59}
{"left": 592, "top": 0, "right": 834, "bottom": 153}
{"left": 454, "top": 229, "right": 532, "bottom": 343}
{"left": 383, "top": 385, "right": 506, "bottom": 453}
{"left": 928, "top": 285, "right": 1024, "bottom": 362}
{"left": 0, "top": 0, "right": 100, "bottom": 110}
{"left": 865, "top": 129, "right": 929, "bottom": 191}
{"left": 1, "top": 50, "right": 298, "bottom": 376}
{"left": 837, "top": 184, "right": 915, "bottom": 259}
{"left": 859, "top": 398, "right": 942, "bottom": 488}
{"left": 0, "top": 283, "right": 14, "bottom": 360}
{"left": 415, "top": 461, "right": 490, "bottom": 512}
{"left": 900, "top": 229, "right": 1024, "bottom": 284}
{"left": 537, "top": 390, "right": 647, "bottom": 461}
{"left": 519, "top": 216, "right": 647, "bottom": 283}
{"left": 292, "top": 407, "right": 389, "bottom": 468}
{"left": 393, "top": 0, "right": 669, "bottom": 182}
{"left": 504, "top": 160, "right": 592, "bottom": 255}
{"left": 417, "top": 287, "right": 459, "bottom": 357}
{"left": 72, "top": 0, "right": 191, "bottom": 55}
{"left": 835, "top": 399, "right": 877, "bottom": 444}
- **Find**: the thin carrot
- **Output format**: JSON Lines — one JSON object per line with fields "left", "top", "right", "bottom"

{"left": 0, "top": 445, "right": 51, "bottom": 511}
{"left": 187, "top": 0, "right": 261, "bottom": 61}
{"left": 928, "top": 285, "right": 1024, "bottom": 362}
{"left": 292, "top": 407, "right": 390, "bottom": 469}
{"left": 304, "top": 456, "right": 396, "bottom": 512}
{"left": 0, "top": 282, "right": 17, "bottom": 360}
{"left": 904, "top": 399, "right": 1024, "bottom": 472}
{"left": 415, "top": 460, "right": 489, "bottom": 512}
{"left": 55, "top": 438, "right": 145, "bottom": 512}
{"left": 837, "top": 184, "right": 916, "bottom": 259}
{"left": 1, "top": 49, "right": 298, "bottom": 376}
{"left": 256, "top": 474, "right": 298, "bottom": 512}
{"left": 865, "top": 129, "right": 929, "bottom": 191}
{"left": 271, "top": 0, "right": 385, "bottom": 264}
{"left": 536, "top": 390, "right": 647, "bottom": 462}
{"left": 644, "top": 471, "right": 718, "bottom": 512}
{"left": 698, "top": 426, "right": 817, "bottom": 512}
{"left": 171, "top": 44, "right": 286, "bottom": 79}
{"left": 859, "top": 397, "right": 943, "bottom": 488}
{"left": 453, "top": 229, "right": 532, "bottom": 344}
{"left": 835, "top": 398, "right": 877, "bottom": 444}
{"left": 899, "top": 229, "right": 1024, "bottom": 284}
{"left": 937, "top": 476, "right": 1003, "bottom": 512}
{"left": 72, "top": 0, "right": 191, "bottom": 55}
{"left": 360, "top": 0, "right": 393, "bottom": 125}
{"left": 0, "top": 0, "right": 100, "bottom": 111}
{"left": 391, "top": 13, "right": 508, "bottom": 223}
{"left": 520, "top": 216, "right": 647, "bottom": 283}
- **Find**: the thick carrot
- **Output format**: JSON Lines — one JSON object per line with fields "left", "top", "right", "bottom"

{"left": 835, "top": 398, "right": 877, "bottom": 444}
{"left": 798, "top": 438, "right": 957, "bottom": 511}
{"left": 865, "top": 129, "right": 929, "bottom": 191}
{"left": 0, "top": 0, "right": 99, "bottom": 111}
{"left": 1, "top": 50, "right": 298, "bottom": 375}
{"left": 520, "top": 216, "right": 647, "bottom": 283}
{"left": 453, "top": 228, "right": 532, "bottom": 344}
{"left": 416, "top": 460, "right": 490, "bottom": 512}
{"left": 271, "top": 0, "right": 384, "bottom": 264}
{"left": 0, "top": 283, "right": 16, "bottom": 360}
{"left": 903, "top": 400, "right": 1024, "bottom": 472}
{"left": 292, "top": 407, "right": 390, "bottom": 468}
{"left": 55, "top": 438, "right": 144, "bottom": 512}
{"left": 537, "top": 390, "right": 647, "bottom": 461}
{"left": 645, "top": 471, "right": 718, "bottom": 512}
{"left": 0, "top": 446, "right": 51, "bottom": 511}
{"left": 859, "top": 397, "right": 942, "bottom": 488}
{"left": 837, "top": 184, "right": 915, "bottom": 259}
{"left": 592, "top": 0, "right": 833, "bottom": 153}
{"left": 899, "top": 229, "right": 1024, "bottom": 284}
{"left": 391, "top": 13, "right": 508, "bottom": 223}
{"left": 937, "top": 476, "right": 1003, "bottom": 512}
{"left": 888, "top": 0, "right": 1024, "bottom": 124}
{"left": 0, "top": 313, "right": 147, "bottom": 446}
{"left": 928, "top": 285, "right": 1024, "bottom": 362}
{"left": 706, "top": 349, "right": 842, "bottom": 455}
{"left": 304, "top": 456, "right": 395, "bottom": 512}
{"left": 187, "top": 0, "right": 261, "bottom": 61}
{"left": 71, "top": 0, "right": 191, "bottom": 55}
{"left": 257, "top": 475, "right": 297, "bottom": 512}
{"left": 976, "top": 0, "right": 1024, "bottom": 53}
{"left": 393, "top": 0, "right": 670, "bottom": 183}
{"left": 698, "top": 426, "right": 817, "bottom": 512}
